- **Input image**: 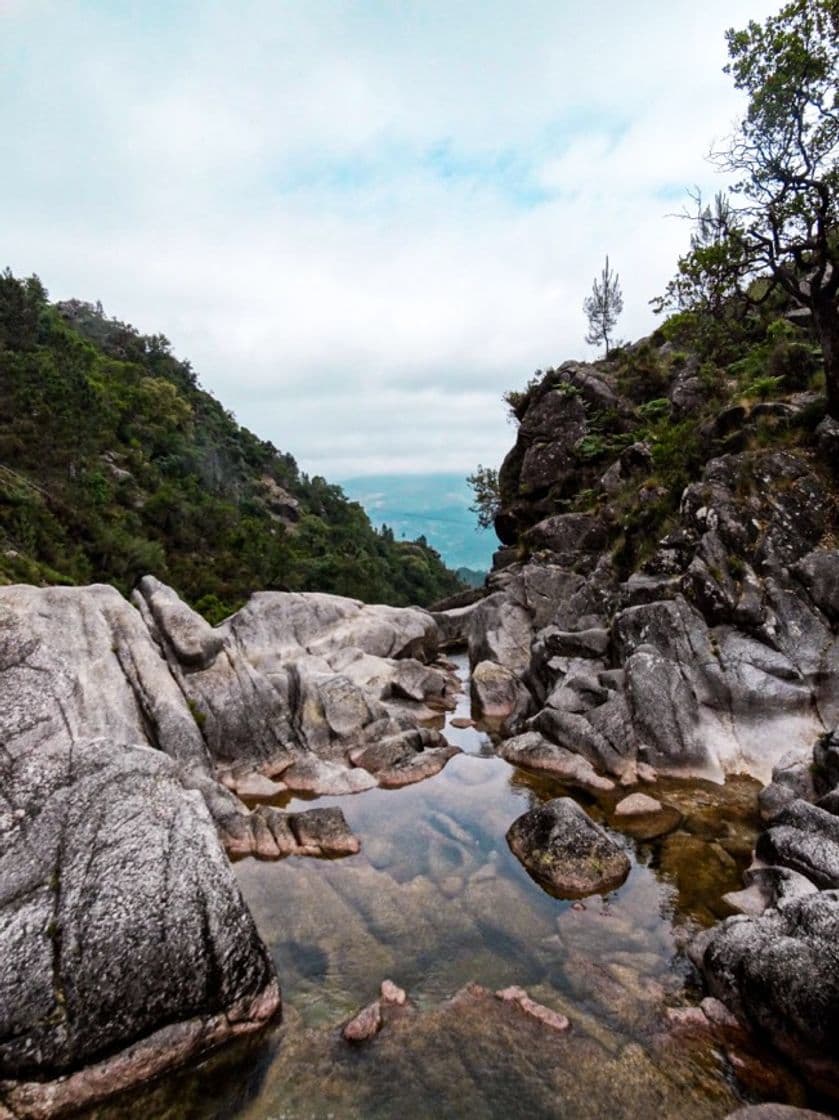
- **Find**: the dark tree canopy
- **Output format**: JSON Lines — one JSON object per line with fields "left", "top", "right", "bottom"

{"left": 584, "top": 256, "right": 623, "bottom": 357}
{"left": 660, "top": 0, "right": 839, "bottom": 415}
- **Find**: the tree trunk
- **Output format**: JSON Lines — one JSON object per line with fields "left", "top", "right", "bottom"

{"left": 813, "top": 295, "right": 839, "bottom": 420}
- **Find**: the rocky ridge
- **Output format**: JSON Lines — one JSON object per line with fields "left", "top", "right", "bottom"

{"left": 445, "top": 347, "right": 839, "bottom": 1091}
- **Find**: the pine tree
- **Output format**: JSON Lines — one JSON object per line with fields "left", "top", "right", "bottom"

{"left": 583, "top": 256, "right": 624, "bottom": 357}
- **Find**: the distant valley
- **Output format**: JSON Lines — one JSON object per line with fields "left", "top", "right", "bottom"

{"left": 339, "top": 473, "right": 494, "bottom": 574}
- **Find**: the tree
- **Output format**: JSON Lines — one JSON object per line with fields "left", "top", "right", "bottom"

{"left": 466, "top": 465, "right": 501, "bottom": 530}
{"left": 662, "top": 1, "right": 839, "bottom": 415}
{"left": 583, "top": 255, "right": 624, "bottom": 357}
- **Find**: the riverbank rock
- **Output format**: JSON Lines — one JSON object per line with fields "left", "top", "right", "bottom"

{"left": 0, "top": 737, "right": 280, "bottom": 1119}
{"left": 697, "top": 724, "right": 839, "bottom": 1098}
{"left": 133, "top": 577, "right": 458, "bottom": 792}
{"left": 496, "top": 732, "right": 615, "bottom": 793}
{"left": 506, "top": 798, "right": 630, "bottom": 898}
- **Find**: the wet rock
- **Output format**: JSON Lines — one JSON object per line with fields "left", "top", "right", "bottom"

{"left": 349, "top": 730, "right": 460, "bottom": 788}
{"left": 496, "top": 732, "right": 614, "bottom": 793}
{"left": 342, "top": 1000, "right": 382, "bottom": 1042}
{"left": 495, "top": 986, "right": 570, "bottom": 1032}
{"left": 282, "top": 756, "right": 378, "bottom": 795}
{"left": 530, "top": 705, "right": 634, "bottom": 781}
{"left": 450, "top": 717, "right": 475, "bottom": 729}
{"left": 506, "top": 798, "right": 630, "bottom": 899}
{"left": 613, "top": 793, "right": 682, "bottom": 840}
{"left": 221, "top": 771, "right": 287, "bottom": 800}
{"left": 759, "top": 753, "right": 818, "bottom": 822}
{"left": 700, "top": 890, "right": 839, "bottom": 1093}
{"left": 380, "top": 980, "right": 407, "bottom": 1006}
{"left": 756, "top": 799, "right": 839, "bottom": 888}
{"left": 287, "top": 807, "right": 361, "bottom": 857}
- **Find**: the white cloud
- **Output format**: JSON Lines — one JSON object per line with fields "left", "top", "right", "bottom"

{"left": 1, "top": 0, "right": 780, "bottom": 478}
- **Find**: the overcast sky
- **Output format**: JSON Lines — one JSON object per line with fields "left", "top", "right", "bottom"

{"left": 2, "top": 0, "right": 779, "bottom": 479}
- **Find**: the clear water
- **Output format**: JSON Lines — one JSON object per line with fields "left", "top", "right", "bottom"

{"left": 75, "top": 653, "right": 814, "bottom": 1120}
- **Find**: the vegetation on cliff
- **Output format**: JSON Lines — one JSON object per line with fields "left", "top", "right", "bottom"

{"left": 0, "top": 272, "right": 462, "bottom": 615}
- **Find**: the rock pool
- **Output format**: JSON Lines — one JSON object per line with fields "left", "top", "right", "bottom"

{"left": 74, "top": 654, "right": 814, "bottom": 1120}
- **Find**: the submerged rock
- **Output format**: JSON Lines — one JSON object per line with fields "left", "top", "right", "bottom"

{"left": 506, "top": 798, "right": 630, "bottom": 899}
{"left": 613, "top": 793, "right": 682, "bottom": 840}
{"left": 342, "top": 1000, "right": 383, "bottom": 1042}
{"left": 495, "top": 986, "right": 571, "bottom": 1032}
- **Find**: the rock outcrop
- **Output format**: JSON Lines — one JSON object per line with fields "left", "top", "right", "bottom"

{"left": 696, "top": 727, "right": 839, "bottom": 1097}
{"left": 0, "top": 736, "right": 279, "bottom": 1118}
{"left": 464, "top": 350, "right": 839, "bottom": 1090}
{"left": 0, "top": 577, "right": 463, "bottom": 1112}
{"left": 456, "top": 356, "right": 839, "bottom": 788}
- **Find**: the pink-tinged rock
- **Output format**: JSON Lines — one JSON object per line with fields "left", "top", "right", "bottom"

{"left": 666, "top": 1005, "right": 709, "bottom": 1028}
{"left": 380, "top": 979, "right": 407, "bottom": 1006}
{"left": 495, "top": 986, "right": 570, "bottom": 1033}
{"left": 612, "top": 793, "right": 682, "bottom": 839}
{"left": 230, "top": 772, "right": 287, "bottom": 799}
{"left": 343, "top": 1000, "right": 382, "bottom": 1042}
{"left": 700, "top": 997, "right": 740, "bottom": 1028}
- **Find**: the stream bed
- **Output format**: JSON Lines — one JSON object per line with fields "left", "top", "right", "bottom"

{"left": 78, "top": 653, "right": 813, "bottom": 1120}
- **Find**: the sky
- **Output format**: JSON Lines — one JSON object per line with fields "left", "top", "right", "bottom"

{"left": 1, "top": 0, "right": 780, "bottom": 480}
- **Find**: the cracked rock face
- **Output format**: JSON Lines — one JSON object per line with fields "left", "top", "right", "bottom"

{"left": 133, "top": 576, "right": 457, "bottom": 790}
{"left": 0, "top": 737, "right": 279, "bottom": 1118}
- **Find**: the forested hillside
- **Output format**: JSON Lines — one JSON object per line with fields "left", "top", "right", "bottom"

{"left": 0, "top": 271, "right": 462, "bottom": 616}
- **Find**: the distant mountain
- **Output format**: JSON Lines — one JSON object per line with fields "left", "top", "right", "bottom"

{"left": 339, "top": 473, "right": 495, "bottom": 572}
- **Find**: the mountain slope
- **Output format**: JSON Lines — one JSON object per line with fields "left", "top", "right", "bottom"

{"left": 0, "top": 271, "right": 462, "bottom": 615}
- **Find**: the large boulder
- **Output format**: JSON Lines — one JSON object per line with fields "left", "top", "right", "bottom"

{"left": 0, "top": 737, "right": 279, "bottom": 1118}
{"left": 133, "top": 577, "right": 458, "bottom": 791}
{"left": 506, "top": 798, "right": 630, "bottom": 899}
{"left": 699, "top": 890, "right": 839, "bottom": 1095}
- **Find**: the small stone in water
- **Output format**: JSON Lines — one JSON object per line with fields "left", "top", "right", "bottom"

{"left": 450, "top": 717, "right": 475, "bottom": 729}
{"left": 496, "top": 986, "right": 571, "bottom": 1033}
{"left": 342, "top": 1000, "right": 382, "bottom": 1042}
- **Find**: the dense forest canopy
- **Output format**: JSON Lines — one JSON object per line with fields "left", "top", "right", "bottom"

{"left": 0, "top": 270, "right": 463, "bottom": 617}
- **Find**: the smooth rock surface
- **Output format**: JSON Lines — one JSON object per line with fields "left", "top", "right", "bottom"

{"left": 0, "top": 737, "right": 279, "bottom": 1115}
{"left": 506, "top": 798, "right": 630, "bottom": 898}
